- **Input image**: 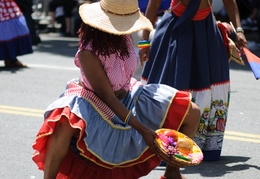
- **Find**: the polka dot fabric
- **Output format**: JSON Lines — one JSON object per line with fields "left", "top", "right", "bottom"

{"left": 0, "top": 0, "right": 22, "bottom": 22}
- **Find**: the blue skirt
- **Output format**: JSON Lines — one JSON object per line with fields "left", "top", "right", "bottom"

{"left": 0, "top": 15, "right": 32, "bottom": 60}
{"left": 141, "top": 6, "right": 230, "bottom": 160}
{"left": 32, "top": 78, "right": 191, "bottom": 178}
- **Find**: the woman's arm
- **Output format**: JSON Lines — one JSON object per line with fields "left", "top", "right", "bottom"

{"left": 139, "top": 0, "right": 162, "bottom": 66}
{"left": 142, "top": 0, "right": 162, "bottom": 40}
{"left": 222, "top": 0, "right": 248, "bottom": 48}
{"left": 78, "top": 49, "right": 159, "bottom": 154}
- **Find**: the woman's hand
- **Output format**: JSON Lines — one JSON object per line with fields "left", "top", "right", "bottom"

{"left": 138, "top": 127, "right": 160, "bottom": 156}
{"left": 139, "top": 47, "right": 150, "bottom": 67}
{"left": 236, "top": 32, "right": 248, "bottom": 50}
{"left": 222, "top": 0, "right": 248, "bottom": 50}
{"left": 221, "top": 22, "right": 235, "bottom": 34}
{"left": 128, "top": 115, "right": 160, "bottom": 156}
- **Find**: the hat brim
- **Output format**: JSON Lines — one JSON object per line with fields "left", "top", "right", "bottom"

{"left": 79, "top": 2, "right": 153, "bottom": 35}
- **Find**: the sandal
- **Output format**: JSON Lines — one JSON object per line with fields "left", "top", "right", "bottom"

{"left": 4, "top": 60, "right": 27, "bottom": 68}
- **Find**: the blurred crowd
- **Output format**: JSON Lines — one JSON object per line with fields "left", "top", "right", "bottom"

{"left": 0, "top": 0, "right": 99, "bottom": 67}
{"left": 214, "top": 0, "right": 260, "bottom": 49}
{"left": 19, "top": 0, "right": 260, "bottom": 45}
{"left": 31, "top": 0, "right": 98, "bottom": 38}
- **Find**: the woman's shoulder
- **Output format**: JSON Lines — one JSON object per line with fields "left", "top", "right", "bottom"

{"left": 78, "top": 49, "right": 94, "bottom": 59}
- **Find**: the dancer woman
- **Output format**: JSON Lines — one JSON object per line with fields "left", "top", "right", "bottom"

{"left": 32, "top": 0, "right": 200, "bottom": 178}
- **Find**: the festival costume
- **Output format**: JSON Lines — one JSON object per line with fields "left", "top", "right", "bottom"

{"left": 0, "top": 0, "right": 32, "bottom": 60}
{"left": 32, "top": 35, "right": 192, "bottom": 178}
{"left": 141, "top": 0, "right": 230, "bottom": 161}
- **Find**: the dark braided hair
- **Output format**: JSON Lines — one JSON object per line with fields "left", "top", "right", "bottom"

{"left": 77, "top": 23, "right": 130, "bottom": 60}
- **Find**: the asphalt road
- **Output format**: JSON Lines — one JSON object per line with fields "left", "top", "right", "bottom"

{"left": 0, "top": 33, "right": 259, "bottom": 179}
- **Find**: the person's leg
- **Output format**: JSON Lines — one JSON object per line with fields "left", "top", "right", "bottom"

{"left": 162, "top": 167, "right": 188, "bottom": 179}
{"left": 254, "top": 1, "right": 260, "bottom": 40}
{"left": 257, "top": 11, "right": 260, "bottom": 41}
{"left": 48, "top": 1, "right": 58, "bottom": 32}
{"left": 163, "top": 102, "right": 200, "bottom": 179}
{"left": 49, "top": 12, "right": 55, "bottom": 25}
{"left": 4, "top": 59, "right": 27, "bottom": 68}
{"left": 44, "top": 116, "right": 78, "bottom": 179}
{"left": 178, "top": 102, "right": 200, "bottom": 139}
{"left": 65, "top": 17, "right": 72, "bottom": 35}
{"left": 62, "top": 0, "right": 77, "bottom": 36}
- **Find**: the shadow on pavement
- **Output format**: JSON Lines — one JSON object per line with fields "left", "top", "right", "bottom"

{"left": 34, "top": 37, "right": 79, "bottom": 58}
{"left": 153, "top": 156, "right": 260, "bottom": 177}
{"left": 0, "top": 66, "right": 30, "bottom": 73}
{"left": 229, "top": 55, "right": 253, "bottom": 71}
{"left": 182, "top": 156, "right": 260, "bottom": 177}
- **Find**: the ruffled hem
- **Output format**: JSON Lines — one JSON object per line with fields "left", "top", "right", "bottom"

{"left": 0, "top": 35, "right": 33, "bottom": 60}
{"left": 58, "top": 150, "right": 161, "bottom": 179}
{"left": 0, "top": 15, "right": 32, "bottom": 60}
{"left": 32, "top": 107, "right": 160, "bottom": 169}
{"left": 163, "top": 91, "right": 191, "bottom": 130}
{"left": 32, "top": 106, "right": 161, "bottom": 178}
{"left": 32, "top": 80, "right": 191, "bottom": 178}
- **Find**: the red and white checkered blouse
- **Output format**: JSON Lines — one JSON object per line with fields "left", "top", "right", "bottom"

{"left": 75, "top": 35, "right": 138, "bottom": 92}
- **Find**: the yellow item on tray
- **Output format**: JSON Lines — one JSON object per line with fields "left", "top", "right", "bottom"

{"left": 177, "top": 138, "right": 193, "bottom": 155}
{"left": 155, "top": 128, "right": 203, "bottom": 167}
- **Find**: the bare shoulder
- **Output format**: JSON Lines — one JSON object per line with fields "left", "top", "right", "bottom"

{"left": 78, "top": 49, "right": 103, "bottom": 70}
{"left": 78, "top": 49, "right": 92, "bottom": 57}
{"left": 78, "top": 49, "right": 98, "bottom": 62}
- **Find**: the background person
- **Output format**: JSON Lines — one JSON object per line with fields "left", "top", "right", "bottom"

{"left": 15, "top": 0, "right": 41, "bottom": 45}
{"left": 0, "top": 0, "right": 33, "bottom": 67}
{"left": 139, "top": 0, "right": 247, "bottom": 161}
{"left": 48, "top": 0, "right": 78, "bottom": 36}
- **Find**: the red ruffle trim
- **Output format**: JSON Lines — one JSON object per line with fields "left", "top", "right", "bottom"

{"left": 32, "top": 107, "right": 161, "bottom": 178}
{"left": 32, "top": 107, "right": 86, "bottom": 170}
{"left": 32, "top": 91, "right": 191, "bottom": 178}
{"left": 57, "top": 149, "right": 161, "bottom": 179}
{"left": 164, "top": 91, "right": 191, "bottom": 130}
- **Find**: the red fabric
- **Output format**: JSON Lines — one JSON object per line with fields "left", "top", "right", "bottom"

{"left": 32, "top": 107, "right": 86, "bottom": 170}
{"left": 0, "top": 0, "right": 23, "bottom": 22}
{"left": 243, "top": 47, "right": 260, "bottom": 79}
{"left": 57, "top": 150, "right": 161, "bottom": 179}
{"left": 32, "top": 91, "right": 191, "bottom": 178}
{"left": 170, "top": 0, "right": 211, "bottom": 21}
{"left": 243, "top": 47, "right": 260, "bottom": 63}
{"left": 164, "top": 91, "right": 191, "bottom": 130}
{"left": 32, "top": 107, "right": 161, "bottom": 178}
{"left": 217, "top": 22, "right": 230, "bottom": 55}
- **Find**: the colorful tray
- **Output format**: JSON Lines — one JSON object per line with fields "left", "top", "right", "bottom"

{"left": 155, "top": 128, "right": 203, "bottom": 167}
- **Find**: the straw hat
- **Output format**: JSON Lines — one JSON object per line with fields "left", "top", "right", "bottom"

{"left": 79, "top": 0, "right": 153, "bottom": 35}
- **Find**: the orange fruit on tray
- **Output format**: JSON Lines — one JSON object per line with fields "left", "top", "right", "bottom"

{"left": 155, "top": 128, "right": 203, "bottom": 167}
{"left": 164, "top": 130, "right": 178, "bottom": 140}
